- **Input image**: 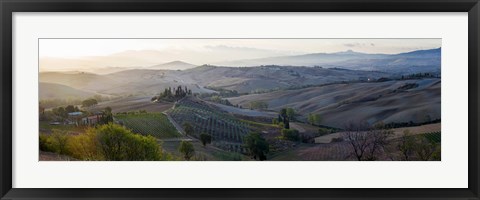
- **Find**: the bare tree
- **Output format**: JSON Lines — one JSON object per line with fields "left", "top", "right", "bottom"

{"left": 343, "top": 122, "right": 392, "bottom": 161}
{"left": 364, "top": 128, "right": 392, "bottom": 160}
{"left": 397, "top": 130, "right": 415, "bottom": 161}
{"left": 343, "top": 122, "right": 370, "bottom": 161}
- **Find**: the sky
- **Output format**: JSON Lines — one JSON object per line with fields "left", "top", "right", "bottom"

{"left": 39, "top": 39, "right": 441, "bottom": 71}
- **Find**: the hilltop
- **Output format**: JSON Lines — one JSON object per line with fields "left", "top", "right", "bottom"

{"left": 216, "top": 48, "right": 441, "bottom": 74}
{"left": 228, "top": 78, "right": 440, "bottom": 128}
{"left": 40, "top": 65, "right": 389, "bottom": 96}
{"left": 148, "top": 61, "right": 197, "bottom": 70}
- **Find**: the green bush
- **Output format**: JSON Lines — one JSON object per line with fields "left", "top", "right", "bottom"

{"left": 39, "top": 133, "right": 55, "bottom": 152}
{"left": 39, "top": 123, "right": 170, "bottom": 161}
{"left": 281, "top": 128, "right": 300, "bottom": 141}
{"left": 52, "top": 129, "right": 70, "bottom": 154}
{"left": 94, "top": 123, "right": 164, "bottom": 161}
{"left": 39, "top": 130, "right": 70, "bottom": 154}
{"left": 277, "top": 122, "right": 284, "bottom": 129}
{"left": 66, "top": 131, "right": 100, "bottom": 160}
{"left": 272, "top": 118, "right": 278, "bottom": 125}
{"left": 178, "top": 141, "right": 195, "bottom": 161}
{"left": 199, "top": 133, "right": 212, "bottom": 146}
{"left": 244, "top": 132, "right": 269, "bottom": 161}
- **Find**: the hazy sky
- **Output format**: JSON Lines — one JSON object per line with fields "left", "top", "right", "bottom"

{"left": 39, "top": 39, "right": 441, "bottom": 71}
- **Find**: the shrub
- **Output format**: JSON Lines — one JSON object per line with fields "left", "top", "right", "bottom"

{"left": 41, "top": 123, "right": 168, "bottom": 161}
{"left": 199, "top": 133, "right": 212, "bottom": 146}
{"left": 93, "top": 123, "right": 164, "bottom": 161}
{"left": 183, "top": 122, "right": 194, "bottom": 136}
{"left": 178, "top": 141, "right": 195, "bottom": 160}
{"left": 272, "top": 118, "right": 278, "bottom": 125}
{"left": 281, "top": 128, "right": 300, "bottom": 141}
{"left": 244, "top": 132, "right": 269, "bottom": 161}
{"left": 39, "top": 133, "right": 55, "bottom": 152}
{"left": 308, "top": 113, "right": 322, "bottom": 125}
{"left": 49, "top": 130, "right": 70, "bottom": 154}
{"left": 122, "top": 134, "right": 163, "bottom": 161}
{"left": 66, "top": 131, "right": 100, "bottom": 160}
{"left": 38, "top": 130, "right": 70, "bottom": 154}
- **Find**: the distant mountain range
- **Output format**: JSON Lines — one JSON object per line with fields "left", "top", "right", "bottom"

{"left": 148, "top": 61, "right": 197, "bottom": 70}
{"left": 215, "top": 48, "right": 441, "bottom": 74}
{"left": 40, "top": 48, "right": 440, "bottom": 75}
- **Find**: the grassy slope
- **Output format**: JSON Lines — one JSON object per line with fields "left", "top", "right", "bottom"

{"left": 228, "top": 79, "right": 440, "bottom": 128}
{"left": 39, "top": 82, "right": 97, "bottom": 100}
{"left": 115, "top": 113, "right": 181, "bottom": 139}
{"left": 89, "top": 96, "right": 173, "bottom": 113}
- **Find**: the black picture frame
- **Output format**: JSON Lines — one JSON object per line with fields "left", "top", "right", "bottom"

{"left": 1, "top": 0, "right": 479, "bottom": 199}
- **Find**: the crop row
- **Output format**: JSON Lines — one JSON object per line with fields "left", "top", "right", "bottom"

{"left": 169, "top": 98, "right": 250, "bottom": 152}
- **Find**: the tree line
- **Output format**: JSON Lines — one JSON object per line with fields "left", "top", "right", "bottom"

{"left": 152, "top": 86, "right": 192, "bottom": 102}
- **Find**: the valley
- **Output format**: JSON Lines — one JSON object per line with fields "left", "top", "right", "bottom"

{"left": 38, "top": 47, "right": 441, "bottom": 161}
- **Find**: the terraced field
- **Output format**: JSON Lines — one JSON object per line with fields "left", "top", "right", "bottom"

{"left": 115, "top": 113, "right": 181, "bottom": 139}
{"left": 168, "top": 97, "right": 250, "bottom": 153}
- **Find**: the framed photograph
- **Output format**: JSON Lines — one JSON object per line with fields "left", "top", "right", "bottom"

{"left": 1, "top": 0, "right": 479, "bottom": 199}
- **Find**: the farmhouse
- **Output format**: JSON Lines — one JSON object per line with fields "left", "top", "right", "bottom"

{"left": 82, "top": 113, "right": 103, "bottom": 126}
{"left": 67, "top": 112, "right": 83, "bottom": 126}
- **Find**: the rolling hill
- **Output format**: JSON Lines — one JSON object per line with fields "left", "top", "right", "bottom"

{"left": 227, "top": 78, "right": 441, "bottom": 128}
{"left": 216, "top": 48, "right": 441, "bottom": 74}
{"left": 101, "top": 69, "right": 215, "bottom": 95}
{"left": 39, "top": 48, "right": 441, "bottom": 97}
{"left": 39, "top": 82, "right": 97, "bottom": 100}
{"left": 148, "top": 61, "right": 197, "bottom": 70}
{"left": 178, "top": 65, "right": 389, "bottom": 93}
{"left": 40, "top": 65, "right": 390, "bottom": 95}
{"left": 39, "top": 71, "right": 121, "bottom": 92}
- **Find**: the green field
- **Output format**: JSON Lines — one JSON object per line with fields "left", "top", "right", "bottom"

{"left": 115, "top": 113, "right": 181, "bottom": 139}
